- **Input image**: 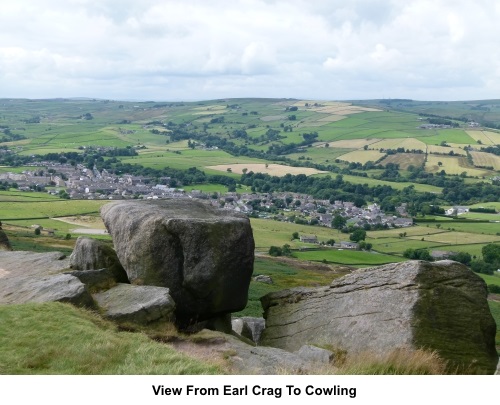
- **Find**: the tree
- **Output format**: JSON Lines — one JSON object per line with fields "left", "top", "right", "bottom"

{"left": 326, "top": 239, "right": 335, "bottom": 246}
{"left": 282, "top": 244, "right": 292, "bottom": 257}
{"left": 34, "top": 228, "right": 41, "bottom": 236}
{"left": 332, "top": 214, "right": 346, "bottom": 230}
{"left": 349, "top": 229, "right": 366, "bottom": 242}
{"left": 403, "top": 248, "right": 433, "bottom": 261}
{"left": 449, "top": 252, "right": 472, "bottom": 265}
{"left": 269, "top": 246, "right": 282, "bottom": 257}
{"left": 291, "top": 232, "right": 299, "bottom": 240}
{"left": 482, "top": 244, "right": 500, "bottom": 266}
{"left": 471, "top": 261, "right": 495, "bottom": 275}
{"left": 358, "top": 241, "right": 372, "bottom": 251}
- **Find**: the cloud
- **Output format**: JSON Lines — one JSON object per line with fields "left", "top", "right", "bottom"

{"left": 0, "top": 0, "right": 499, "bottom": 100}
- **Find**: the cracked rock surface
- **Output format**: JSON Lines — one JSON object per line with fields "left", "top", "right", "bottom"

{"left": 260, "top": 260, "right": 498, "bottom": 374}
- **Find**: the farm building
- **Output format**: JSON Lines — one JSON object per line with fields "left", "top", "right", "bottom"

{"left": 431, "top": 250, "right": 455, "bottom": 260}
{"left": 445, "top": 206, "right": 469, "bottom": 216}
{"left": 300, "top": 235, "right": 318, "bottom": 244}
{"left": 340, "top": 241, "right": 359, "bottom": 249}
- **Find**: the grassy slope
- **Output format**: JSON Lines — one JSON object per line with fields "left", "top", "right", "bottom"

{"left": 0, "top": 302, "right": 221, "bottom": 375}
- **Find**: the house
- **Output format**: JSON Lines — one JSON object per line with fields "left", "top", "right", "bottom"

{"left": 393, "top": 218, "right": 413, "bottom": 227}
{"left": 300, "top": 235, "right": 318, "bottom": 244}
{"left": 319, "top": 214, "right": 333, "bottom": 226}
{"left": 340, "top": 241, "right": 359, "bottom": 249}
{"left": 445, "top": 206, "right": 469, "bottom": 216}
{"left": 431, "top": 250, "right": 454, "bottom": 260}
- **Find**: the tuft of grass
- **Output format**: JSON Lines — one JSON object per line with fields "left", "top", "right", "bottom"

{"left": 0, "top": 302, "right": 222, "bottom": 375}
{"left": 335, "top": 348, "right": 448, "bottom": 375}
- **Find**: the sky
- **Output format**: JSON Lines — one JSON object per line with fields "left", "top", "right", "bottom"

{"left": 0, "top": 0, "right": 499, "bottom": 101}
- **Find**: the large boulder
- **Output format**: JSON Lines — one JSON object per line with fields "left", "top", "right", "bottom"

{"left": 260, "top": 260, "right": 498, "bottom": 374}
{"left": 69, "top": 236, "right": 128, "bottom": 284}
{"left": 100, "top": 200, "right": 255, "bottom": 325}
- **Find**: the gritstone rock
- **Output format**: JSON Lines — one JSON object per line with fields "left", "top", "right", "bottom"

{"left": 100, "top": 199, "right": 255, "bottom": 325}
{"left": 0, "top": 251, "right": 93, "bottom": 307}
{"left": 254, "top": 275, "right": 273, "bottom": 284}
{"left": 93, "top": 283, "right": 175, "bottom": 325}
{"left": 295, "top": 345, "right": 335, "bottom": 365}
{"left": 232, "top": 317, "right": 266, "bottom": 344}
{"left": 69, "top": 236, "right": 128, "bottom": 284}
{"left": 260, "top": 260, "right": 498, "bottom": 374}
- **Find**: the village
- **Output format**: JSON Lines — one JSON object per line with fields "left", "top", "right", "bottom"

{"left": 0, "top": 161, "right": 416, "bottom": 237}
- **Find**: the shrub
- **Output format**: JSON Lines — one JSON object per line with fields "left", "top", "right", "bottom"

{"left": 487, "top": 284, "right": 500, "bottom": 294}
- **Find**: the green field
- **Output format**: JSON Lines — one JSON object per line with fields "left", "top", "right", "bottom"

{"left": 0, "top": 190, "right": 60, "bottom": 201}
{"left": 0, "top": 200, "right": 107, "bottom": 220}
{"left": 294, "top": 249, "right": 405, "bottom": 265}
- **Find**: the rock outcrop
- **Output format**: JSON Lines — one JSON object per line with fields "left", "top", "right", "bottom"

{"left": 295, "top": 345, "right": 335, "bottom": 365}
{"left": 0, "top": 251, "right": 94, "bottom": 307}
{"left": 100, "top": 200, "right": 255, "bottom": 325}
{"left": 260, "top": 260, "right": 498, "bottom": 374}
{"left": 93, "top": 283, "right": 175, "bottom": 325}
{"left": 69, "top": 236, "right": 128, "bottom": 284}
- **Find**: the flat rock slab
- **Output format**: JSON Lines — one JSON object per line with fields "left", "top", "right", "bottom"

{"left": 0, "top": 273, "right": 94, "bottom": 307}
{"left": 0, "top": 251, "right": 95, "bottom": 306}
{"left": 93, "top": 283, "right": 175, "bottom": 325}
{"left": 100, "top": 200, "right": 254, "bottom": 324}
{"left": 0, "top": 251, "right": 70, "bottom": 278}
{"left": 261, "top": 260, "right": 498, "bottom": 374}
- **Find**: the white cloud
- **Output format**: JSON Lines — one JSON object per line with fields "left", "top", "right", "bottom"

{"left": 0, "top": 0, "right": 499, "bottom": 100}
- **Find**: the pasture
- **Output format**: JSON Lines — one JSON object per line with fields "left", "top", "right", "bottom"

{"left": 425, "top": 155, "right": 490, "bottom": 177}
{"left": 427, "top": 145, "right": 467, "bottom": 156}
{"left": 293, "top": 249, "right": 405, "bottom": 266}
{"left": 337, "top": 149, "right": 385, "bottom": 164}
{"left": 378, "top": 153, "right": 426, "bottom": 170}
{"left": 466, "top": 130, "right": 500, "bottom": 145}
{"left": 470, "top": 151, "right": 500, "bottom": 170}
{"left": 370, "top": 138, "right": 426, "bottom": 152}
{"left": 206, "top": 163, "right": 327, "bottom": 177}
{"left": 315, "top": 138, "right": 380, "bottom": 149}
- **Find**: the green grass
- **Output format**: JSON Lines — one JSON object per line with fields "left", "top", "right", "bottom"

{"left": 0, "top": 200, "right": 108, "bottom": 220}
{"left": 487, "top": 300, "right": 500, "bottom": 351}
{"left": 340, "top": 174, "right": 443, "bottom": 194}
{"left": 479, "top": 273, "right": 500, "bottom": 288}
{"left": 0, "top": 302, "right": 222, "bottom": 374}
{"left": 294, "top": 249, "right": 405, "bottom": 265}
{"left": 0, "top": 190, "right": 60, "bottom": 201}
{"left": 234, "top": 257, "right": 341, "bottom": 317}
